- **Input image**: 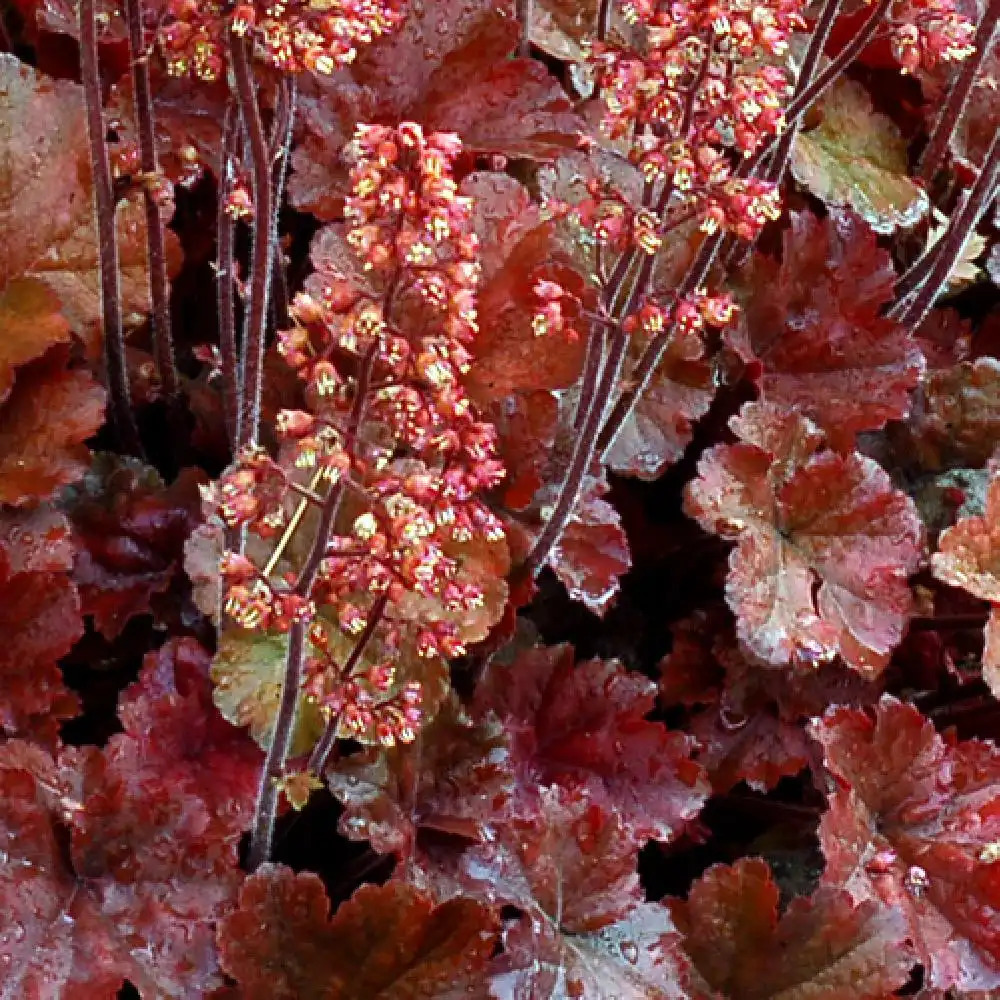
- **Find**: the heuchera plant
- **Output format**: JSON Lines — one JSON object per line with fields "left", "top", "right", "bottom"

{"left": 0, "top": 0, "right": 999, "bottom": 991}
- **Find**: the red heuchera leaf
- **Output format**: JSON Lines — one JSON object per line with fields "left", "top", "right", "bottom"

{"left": 669, "top": 857, "right": 916, "bottom": 998}
{"left": 0, "top": 732, "right": 245, "bottom": 997}
{"left": 605, "top": 325, "right": 717, "bottom": 480}
{"left": 548, "top": 479, "right": 632, "bottom": 617}
{"left": 218, "top": 866, "right": 499, "bottom": 999}
{"left": 0, "top": 506, "right": 81, "bottom": 742}
{"left": 288, "top": 0, "right": 581, "bottom": 218}
{"left": 0, "top": 348, "right": 106, "bottom": 506}
{"left": 458, "top": 786, "right": 691, "bottom": 997}
{"left": 0, "top": 56, "right": 180, "bottom": 361}
{"left": 893, "top": 357, "right": 1000, "bottom": 472}
{"left": 659, "top": 614, "right": 880, "bottom": 792}
{"left": 64, "top": 454, "right": 206, "bottom": 638}
{"left": 460, "top": 789, "right": 641, "bottom": 929}
{"left": 731, "top": 211, "right": 923, "bottom": 452}
{"left": 489, "top": 900, "right": 688, "bottom": 1000}
{"left": 932, "top": 474, "right": 1000, "bottom": 696}
{"left": 952, "top": 46, "right": 998, "bottom": 167}
{"left": 813, "top": 696, "right": 1000, "bottom": 989}
{"left": 107, "top": 637, "right": 263, "bottom": 849}
{"left": 490, "top": 389, "right": 560, "bottom": 510}
{"left": 474, "top": 643, "right": 709, "bottom": 841}
{"left": 0, "top": 279, "right": 71, "bottom": 402}
{"left": 684, "top": 402, "right": 925, "bottom": 673}
{"left": 463, "top": 172, "right": 587, "bottom": 405}
{"left": 326, "top": 692, "right": 513, "bottom": 858}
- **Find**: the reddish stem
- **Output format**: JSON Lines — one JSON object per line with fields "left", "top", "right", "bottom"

{"left": 229, "top": 33, "right": 277, "bottom": 451}
{"left": 217, "top": 104, "right": 241, "bottom": 451}
{"left": 246, "top": 343, "right": 378, "bottom": 870}
{"left": 80, "top": 0, "right": 143, "bottom": 456}
{"left": 516, "top": 0, "right": 532, "bottom": 56}
{"left": 523, "top": 320, "right": 630, "bottom": 574}
{"left": 917, "top": 0, "right": 1000, "bottom": 186}
{"left": 774, "top": 0, "right": 847, "bottom": 161}
{"left": 268, "top": 77, "right": 296, "bottom": 333}
{"left": 596, "top": 230, "right": 723, "bottom": 458}
{"left": 124, "top": 0, "right": 178, "bottom": 400}
{"left": 573, "top": 323, "right": 608, "bottom": 430}
{"left": 308, "top": 593, "right": 389, "bottom": 776}
{"left": 597, "top": 0, "right": 613, "bottom": 40}
{"left": 893, "top": 132, "right": 1000, "bottom": 331}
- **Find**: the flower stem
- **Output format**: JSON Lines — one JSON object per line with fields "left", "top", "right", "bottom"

{"left": 516, "top": 0, "right": 532, "bottom": 56}
{"left": 268, "top": 77, "right": 297, "bottom": 333}
{"left": 573, "top": 323, "right": 608, "bottom": 430}
{"left": 768, "top": 0, "right": 844, "bottom": 187}
{"left": 597, "top": 0, "right": 613, "bottom": 40}
{"left": 229, "top": 34, "right": 287, "bottom": 451}
{"left": 246, "top": 343, "right": 378, "bottom": 870}
{"left": 80, "top": 0, "right": 143, "bottom": 457}
{"left": 917, "top": 0, "right": 1000, "bottom": 186}
{"left": 124, "top": 0, "right": 178, "bottom": 400}
{"left": 523, "top": 320, "right": 630, "bottom": 574}
{"left": 893, "top": 132, "right": 1000, "bottom": 332}
{"left": 217, "top": 103, "right": 242, "bottom": 451}
{"left": 596, "top": 230, "right": 723, "bottom": 458}
{"left": 307, "top": 593, "right": 389, "bottom": 776}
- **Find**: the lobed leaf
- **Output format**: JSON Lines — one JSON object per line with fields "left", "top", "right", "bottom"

{"left": 732, "top": 211, "right": 923, "bottom": 453}
{"left": 0, "top": 506, "right": 81, "bottom": 742}
{"left": 659, "top": 615, "right": 880, "bottom": 792}
{"left": 327, "top": 692, "right": 514, "bottom": 858}
{"left": 670, "top": 857, "right": 916, "bottom": 998}
{"left": 0, "top": 640, "right": 255, "bottom": 1000}
{"left": 790, "top": 79, "right": 929, "bottom": 233}
{"left": 0, "top": 56, "right": 180, "bottom": 361}
{"left": 813, "top": 697, "right": 1000, "bottom": 990}
{"left": 685, "top": 403, "right": 925, "bottom": 673}
{"left": 218, "top": 867, "right": 499, "bottom": 999}
{"left": 63, "top": 454, "right": 206, "bottom": 638}
{"left": 474, "top": 643, "right": 709, "bottom": 841}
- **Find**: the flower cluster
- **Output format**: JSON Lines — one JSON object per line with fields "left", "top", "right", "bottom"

{"left": 532, "top": 279, "right": 581, "bottom": 341}
{"left": 890, "top": 0, "right": 976, "bottom": 73}
{"left": 623, "top": 287, "right": 736, "bottom": 340}
{"left": 589, "top": 0, "right": 804, "bottom": 242}
{"left": 157, "top": 0, "right": 403, "bottom": 81}
{"left": 305, "top": 618, "right": 423, "bottom": 745}
{"left": 213, "top": 123, "right": 506, "bottom": 746}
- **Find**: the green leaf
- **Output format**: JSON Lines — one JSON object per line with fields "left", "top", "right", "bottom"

{"left": 790, "top": 79, "right": 928, "bottom": 234}
{"left": 211, "top": 626, "right": 326, "bottom": 755}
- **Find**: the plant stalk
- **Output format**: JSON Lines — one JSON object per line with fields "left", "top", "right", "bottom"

{"left": 246, "top": 343, "right": 378, "bottom": 870}
{"left": 917, "top": 0, "right": 1000, "bottom": 186}
{"left": 229, "top": 34, "right": 286, "bottom": 451}
{"left": 307, "top": 593, "right": 389, "bottom": 776}
{"left": 893, "top": 132, "right": 1000, "bottom": 332}
{"left": 217, "top": 103, "right": 242, "bottom": 451}
{"left": 80, "top": 0, "right": 143, "bottom": 456}
{"left": 124, "top": 0, "right": 178, "bottom": 400}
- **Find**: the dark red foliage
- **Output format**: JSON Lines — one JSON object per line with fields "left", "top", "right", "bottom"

{"left": 64, "top": 456, "right": 206, "bottom": 637}
{"left": 218, "top": 866, "right": 499, "bottom": 998}
{"left": 1, "top": 0, "right": 999, "bottom": 993}
{"left": 813, "top": 697, "right": 1000, "bottom": 989}
{"left": 731, "top": 212, "right": 924, "bottom": 453}
{"left": 474, "top": 643, "right": 709, "bottom": 841}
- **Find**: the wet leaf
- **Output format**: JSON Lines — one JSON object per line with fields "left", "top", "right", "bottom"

{"left": 790, "top": 79, "right": 929, "bottom": 233}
